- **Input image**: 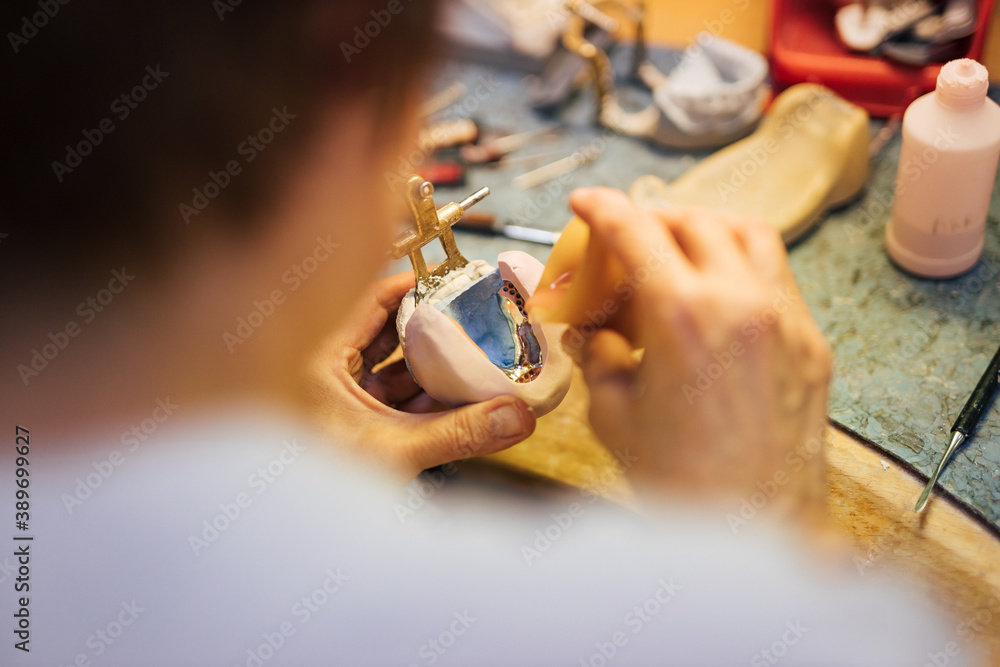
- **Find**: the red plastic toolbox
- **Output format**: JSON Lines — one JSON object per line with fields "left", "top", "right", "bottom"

{"left": 771, "top": 0, "right": 996, "bottom": 117}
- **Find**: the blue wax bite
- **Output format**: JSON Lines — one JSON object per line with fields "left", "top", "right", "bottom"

{"left": 434, "top": 270, "right": 542, "bottom": 382}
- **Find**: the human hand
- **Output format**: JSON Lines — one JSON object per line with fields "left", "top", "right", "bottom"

{"left": 535, "top": 188, "right": 831, "bottom": 518}
{"left": 303, "top": 272, "right": 536, "bottom": 479}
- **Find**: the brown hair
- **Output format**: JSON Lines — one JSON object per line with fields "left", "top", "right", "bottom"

{"left": 0, "top": 0, "right": 437, "bottom": 283}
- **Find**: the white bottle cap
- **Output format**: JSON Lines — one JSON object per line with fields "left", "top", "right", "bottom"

{"left": 936, "top": 58, "right": 989, "bottom": 109}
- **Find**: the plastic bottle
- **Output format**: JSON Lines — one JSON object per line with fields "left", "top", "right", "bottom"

{"left": 886, "top": 58, "right": 1000, "bottom": 278}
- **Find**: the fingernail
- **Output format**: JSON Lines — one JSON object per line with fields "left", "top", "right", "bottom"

{"left": 489, "top": 402, "right": 528, "bottom": 439}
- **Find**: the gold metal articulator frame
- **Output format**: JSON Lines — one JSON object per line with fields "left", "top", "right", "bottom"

{"left": 563, "top": 0, "right": 661, "bottom": 139}
{"left": 391, "top": 175, "right": 489, "bottom": 300}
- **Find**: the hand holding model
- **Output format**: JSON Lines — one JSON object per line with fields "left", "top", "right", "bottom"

{"left": 304, "top": 271, "right": 537, "bottom": 479}
{"left": 531, "top": 188, "right": 833, "bottom": 520}
{"left": 316, "top": 184, "right": 834, "bottom": 529}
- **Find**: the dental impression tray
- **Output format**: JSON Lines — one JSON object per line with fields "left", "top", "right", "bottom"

{"left": 392, "top": 176, "right": 572, "bottom": 416}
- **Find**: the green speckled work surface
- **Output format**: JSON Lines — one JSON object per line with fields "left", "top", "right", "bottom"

{"left": 399, "top": 55, "right": 1000, "bottom": 530}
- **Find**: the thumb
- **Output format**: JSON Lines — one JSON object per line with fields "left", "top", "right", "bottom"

{"left": 405, "top": 395, "right": 536, "bottom": 471}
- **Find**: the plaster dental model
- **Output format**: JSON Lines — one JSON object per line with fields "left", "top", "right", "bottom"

{"left": 562, "top": 2, "right": 769, "bottom": 148}
{"left": 835, "top": 0, "right": 936, "bottom": 52}
{"left": 639, "top": 33, "right": 770, "bottom": 148}
{"left": 392, "top": 176, "right": 572, "bottom": 416}
{"left": 911, "top": 0, "right": 976, "bottom": 44}
{"left": 881, "top": 0, "right": 976, "bottom": 66}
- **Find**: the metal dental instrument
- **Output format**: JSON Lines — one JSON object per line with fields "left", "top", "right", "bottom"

{"left": 454, "top": 211, "right": 562, "bottom": 245}
{"left": 915, "top": 341, "right": 1000, "bottom": 513}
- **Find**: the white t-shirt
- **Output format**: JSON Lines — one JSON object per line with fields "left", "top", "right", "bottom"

{"left": 1, "top": 408, "right": 976, "bottom": 666}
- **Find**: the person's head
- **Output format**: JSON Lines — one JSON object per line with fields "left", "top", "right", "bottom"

{"left": 2, "top": 0, "right": 437, "bottom": 343}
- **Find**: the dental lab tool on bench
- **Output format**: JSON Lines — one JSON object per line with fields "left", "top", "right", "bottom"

{"left": 455, "top": 210, "right": 561, "bottom": 245}
{"left": 915, "top": 341, "right": 1000, "bottom": 513}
